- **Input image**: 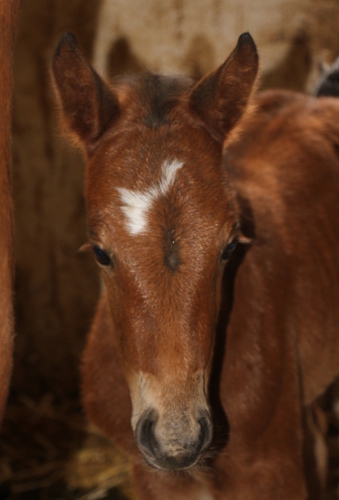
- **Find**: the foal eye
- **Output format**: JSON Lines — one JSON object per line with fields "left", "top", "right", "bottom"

{"left": 221, "top": 239, "right": 238, "bottom": 261}
{"left": 92, "top": 245, "right": 113, "bottom": 267}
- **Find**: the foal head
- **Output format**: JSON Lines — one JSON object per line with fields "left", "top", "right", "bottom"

{"left": 52, "top": 32, "right": 258, "bottom": 470}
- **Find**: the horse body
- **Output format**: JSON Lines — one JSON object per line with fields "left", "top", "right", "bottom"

{"left": 214, "top": 90, "right": 339, "bottom": 497}
{"left": 53, "top": 33, "right": 339, "bottom": 498}
{"left": 227, "top": 90, "right": 339, "bottom": 406}
{"left": 0, "top": 0, "right": 20, "bottom": 422}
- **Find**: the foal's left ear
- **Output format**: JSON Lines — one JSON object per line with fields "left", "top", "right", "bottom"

{"left": 189, "top": 33, "right": 258, "bottom": 143}
{"left": 52, "top": 32, "right": 119, "bottom": 150}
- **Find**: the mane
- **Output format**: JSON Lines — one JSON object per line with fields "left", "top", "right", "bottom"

{"left": 115, "top": 72, "right": 194, "bottom": 128}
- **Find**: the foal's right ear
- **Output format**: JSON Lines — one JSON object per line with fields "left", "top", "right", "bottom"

{"left": 52, "top": 33, "right": 119, "bottom": 150}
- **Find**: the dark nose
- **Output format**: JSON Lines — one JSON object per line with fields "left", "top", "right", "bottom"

{"left": 199, "top": 412, "right": 213, "bottom": 451}
{"left": 137, "top": 411, "right": 160, "bottom": 460}
{"left": 136, "top": 411, "right": 213, "bottom": 470}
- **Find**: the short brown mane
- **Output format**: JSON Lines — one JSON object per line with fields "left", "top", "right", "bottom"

{"left": 115, "top": 72, "right": 193, "bottom": 128}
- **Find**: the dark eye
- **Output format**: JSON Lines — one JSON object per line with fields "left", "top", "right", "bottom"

{"left": 221, "top": 239, "right": 238, "bottom": 261}
{"left": 92, "top": 245, "right": 113, "bottom": 267}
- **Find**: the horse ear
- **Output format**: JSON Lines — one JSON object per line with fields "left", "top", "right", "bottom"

{"left": 52, "top": 32, "right": 119, "bottom": 149}
{"left": 189, "top": 33, "right": 258, "bottom": 143}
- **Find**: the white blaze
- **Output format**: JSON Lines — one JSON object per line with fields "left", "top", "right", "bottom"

{"left": 118, "top": 159, "right": 184, "bottom": 235}
{"left": 159, "top": 158, "right": 184, "bottom": 195}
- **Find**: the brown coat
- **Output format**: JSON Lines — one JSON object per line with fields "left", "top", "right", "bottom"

{"left": 53, "top": 32, "right": 339, "bottom": 499}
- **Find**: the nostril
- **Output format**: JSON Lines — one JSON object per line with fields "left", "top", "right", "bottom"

{"left": 198, "top": 413, "right": 213, "bottom": 453}
{"left": 136, "top": 412, "right": 159, "bottom": 459}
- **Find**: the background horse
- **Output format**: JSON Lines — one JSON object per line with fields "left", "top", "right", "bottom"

{"left": 52, "top": 32, "right": 339, "bottom": 499}
{"left": 0, "top": 0, "right": 20, "bottom": 424}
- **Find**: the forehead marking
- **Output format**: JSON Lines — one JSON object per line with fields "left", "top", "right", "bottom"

{"left": 117, "top": 159, "right": 184, "bottom": 235}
